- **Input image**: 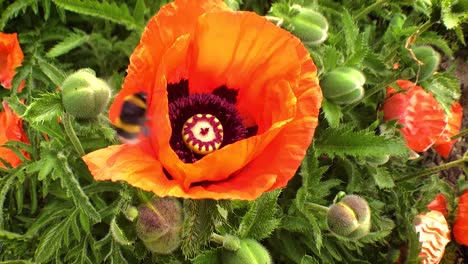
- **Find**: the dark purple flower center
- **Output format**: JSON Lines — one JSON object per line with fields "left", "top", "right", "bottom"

{"left": 167, "top": 79, "right": 257, "bottom": 163}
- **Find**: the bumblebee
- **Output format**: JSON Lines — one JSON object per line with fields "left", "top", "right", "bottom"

{"left": 115, "top": 91, "right": 147, "bottom": 144}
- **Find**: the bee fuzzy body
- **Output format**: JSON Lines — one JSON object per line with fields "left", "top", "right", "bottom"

{"left": 115, "top": 92, "right": 147, "bottom": 144}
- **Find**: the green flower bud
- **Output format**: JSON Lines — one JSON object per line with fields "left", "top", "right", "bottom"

{"left": 221, "top": 238, "right": 272, "bottom": 264}
{"left": 290, "top": 6, "right": 328, "bottom": 45}
{"left": 327, "top": 195, "right": 371, "bottom": 239}
{"left": 61, "top": 68, "right": 111, "bottom": 119}
{"left": 411, "top": 46, "right": 440, "bottom": 81}
{"left": 320, "top": 67, "right": 366, "bottom": 105}
{"left": 136, "top": 197, "right": 183, "bottom": 254}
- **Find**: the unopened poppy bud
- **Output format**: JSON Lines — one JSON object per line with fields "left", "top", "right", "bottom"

{"left": 135, "top": 197, "right": 183, "bottom": 254}
{"left": 327, "top": 195, "right": 371, "bottom": 239}
{"left": 411, "top": 46, "right": 440, "bottom": 81}
{"left": 289, "top": 6, "right": 328, "bottom": 45}
{"left": 61, "top": 68, "right": 111, "bottom": 119}
{"left": 320, "top": 67, "right": 366, "bottom": 105}
{"left": 221, "top": 238, "right": 272, "bottom": 264}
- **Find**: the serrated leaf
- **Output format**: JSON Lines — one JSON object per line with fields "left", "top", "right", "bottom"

{"left": 281, "top": 215, "right": 314, "bottom": 233}
{"left": 322, "top": 99, "right": 342, "bottom": 128}
{"left": 0, "top": 173, "right": 16, "bottom": 229}
{"left": 22, "top": 93, "right": 63, "bottom": 124}
{"left": 369, "top": 167, "right": 395, "bottom": 189}
{"left": 56, "top": 153, "right": 101, "bottom": 222}
{"left": 301, "top": 255, "right": 320, "bottom": 264}
{"left": 238, "top": 190, "right": 281, "bottom": 240}
{"left": 0, "top": 0, "right": 33, "bottom": 30}
{"left": 51, "top": 0, "right": 143, "bottom": 31}
{"left": 132, "top": 0, "right": 146, "bottom": 26}
{"left": 314, "top": 126, "right": 410, "bottom": 158}
{"left": 424, "top": 72, "right": 461, "bottom": 112}
{"left": 46, "top": 32, "right": 89, "bottom": 58}
{"left": 38, "top": 59, "right": 67, "bottom": 86}
{"left": 181, "top": 199, "right": 218, "bottom": 258}
{"left": 341, "top": 9, "right": 359, "bottom": 56}
{"left": 34, "top": 213, "right": 74, "bottom": 262}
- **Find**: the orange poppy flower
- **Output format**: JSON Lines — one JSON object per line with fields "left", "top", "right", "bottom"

{"left": 82, "top": 0, "right": 322, "bottom": 200}
{"left": 433, "top": 102, "right": 463, "bottom": 158}
{"left": 382, "top": 80, "right": 447, "bottom": 152}
{"left": 0, "top": 32, "right": 24, "bottom": 89}
{"left": 454, "top": 190, "right": 468, "bottom": 245}
{"left": 0, "top": 101, "right": 28, "bottom": 168}
{"left": 427, "top": 193, "right": 448, "bottom": 218}
{"left": 413, "top": 210, "right": 450, "bottom": 264}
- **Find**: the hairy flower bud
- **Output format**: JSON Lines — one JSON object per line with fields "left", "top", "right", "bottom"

{"left": 290, "top": 6, "right": 328, "bottom": 45}
{"left": 411, "top": 46, "right": 440, "bottom": 81}
{"left": 221, "top": 238, "right": 272, "bottom": 264}
{"left": 61, "top": 68, "right": 111, "bottom": 119}
{"left": 135, "top": 197, "right": 183, "bottom": 254}
{"left": 320, "top": 67, "right": 366, "bottom": 105}
{"left": 327, "top": 195, "right": 371, "bottom": 239}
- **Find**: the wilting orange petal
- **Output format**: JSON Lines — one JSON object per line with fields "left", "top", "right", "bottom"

{"left": 454, "top": 190, "right": 468, "bottom": 245}
{"left": 108, "top": 0, "right": 228, "bottom": 123}
{"left": 433, "top": 102, "right": 463, "bottom": 158}
{"left": 427, "top": 194, "right": 448, "bottom": 218}
{"left": 414, "top": 210, "right": 450, "bottom": 264}
{"left": 0, "top": 33, "right": 23, "bottom": 89}
{"left": 383, "top": 80, "right": 447, "bottom": 152}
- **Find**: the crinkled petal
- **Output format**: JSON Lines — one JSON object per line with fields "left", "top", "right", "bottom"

{"left": 433, "top": 102, "right": 463, "bottom": 158}
{"left": 0, "top": 32, "right": 23, "bottom": 89}
{"left": 454, "top": 190, "right": 468, "bottom": 245}
{"left": 383, "top": 80, "right": 447, "bottom": 152}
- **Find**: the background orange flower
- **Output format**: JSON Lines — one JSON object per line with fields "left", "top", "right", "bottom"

{"left": 414, "top": 210, "right": 451, "bottom": 264}
{"left": 0, "top": 32, "right": 24, "bottom": 89}
{"left": 0, "top": 101, "right": 28, "bottom": 168}
{"left": 382, "top": 80, "right": 447, "bottom": 152}
{"left": 454, "top": 190, "right": 468, "bottom": 245}
{"left": 83, "top": 0, "right": 322, "bottom": 200}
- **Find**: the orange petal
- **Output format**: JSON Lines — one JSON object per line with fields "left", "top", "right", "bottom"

{"left": 108, "top": 0, "right": 228, "bottom": 123}
{"left": 0, "top": 101, "right": 27, "bottom": 168}
{"left": 454, "top": 190, "right": 468, "bottom": 245}
{"left": 189, "top": 11, "right": 309, "bottom": 130}
{"left": 0, "top": 32, "right": 23, "bottom": 90}
{"left": 414, "top": 211, "right": 450, "bottom": 264}
{"left": 427, "top": 194, "right": 448, "bottom": 217}
{"left": 433, "top": 102, "right": 463, "bottom": 158}
{"left": 383, "top": 80, "right": 447, "bottom": 152}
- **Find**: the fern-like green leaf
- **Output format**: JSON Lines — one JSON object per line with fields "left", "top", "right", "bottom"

{"left": 314, "top": 126, "right": 410, "bottom": 158}
{"left": 181, "top": 199, "right": 218, "bottom": 258}
{"left": 22, "top": 93, "right": 63, "bottom": 124}
{"left": 192, "top": 249, "right": 221, "bottom": 264}
{"left": 424, "top": 72, "right": 461, "bottom": 112}
{"left": 322, "top": 99, "right": 342, "bottom": 128}
{"left": 46, "top": 32, "right": 89, "bottom": 58}
{"left": 0, "top": 0, "right": 33, "bottom": 30}
{"left": 369, "top": 167, "right": 396, "bottom": 189}
{"left": 37, "top": 60, "right": 66, "bottom": 87}
{"left": 301, "top": 255, "right": 320, "bottom": 264}
{"left": 56, "top": 153, "right": 101, "bottom": 222}
{"left": 51, "top": 0, "right": 143, "bottom": 31}
{"left": 238, "top": 190, "right": 281, "bottom": 240}
{"left": 341, "top": 9, "right": 359, "bottom": 56}
{"left": 0, "top": 173, "right": 16, "bottom": 229}
{"left": 132, "top": 0, "right": 146, "bottom": 26}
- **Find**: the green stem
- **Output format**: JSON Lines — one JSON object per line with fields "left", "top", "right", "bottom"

{"left": 305, "top": 202, "right": 330, "bottom": 213}
{"left": 451, "top": 128, "right": 468, "bottom": 140}
{"left": 62, "top": 113, "right": 85, "bottom": 156}
{"left": 355, "top": 0, "right": 389, "bottom": 20}
{"left": 417, "top": 20, "right": 434, "bottom": 36}
{"left": 396, "top": 156, "right": 468, "bottom": 182}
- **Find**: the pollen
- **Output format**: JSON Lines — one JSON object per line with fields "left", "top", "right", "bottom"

{"left": 182, "top": 114, "right": 224, "bottom": 155}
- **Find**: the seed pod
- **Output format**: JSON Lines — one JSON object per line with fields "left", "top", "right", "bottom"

{"left": 135, "top": 197, "right": 183, "bottom": 254}
{"left": 327, "top": 195, "right": 371, "bottom": 239}
{"left": 290, "top": 7, "right": 329, "bottom": 45}
{"left": 61, "top": 68, "right": 111, "bottom": 119}
{"left": 320, "top": 67, "right": 366, "bottom": 105}
{"left": 411, "top": 46, "right": 440, "bottom": 81}
{"left": 221, "top": 238, "right": 272, "bottom": 264}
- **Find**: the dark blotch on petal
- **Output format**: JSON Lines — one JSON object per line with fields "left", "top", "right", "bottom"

{"left": 246, "top": 125, "right": 258, "bottom": 138}
{"left": 212, "top": 85, "right": 239, "bottom": 104}
{"left": 167, "top": 79, "right": 189, "bottom": 103}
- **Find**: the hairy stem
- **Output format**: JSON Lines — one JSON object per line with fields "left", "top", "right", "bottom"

{"left": 306, "top": 202, "right": 330, "bottom": 213}
{"left": 397, "top": 156, "right": 468, "bottom": 182}
{"left": 452, "top": 128, "right": 468, "bottom": 140}
{"left": 62, "top": 113, "right": 85, "bottom": 156}
{"left": 355, "top": 0, "right": 389, "bottom": 20}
